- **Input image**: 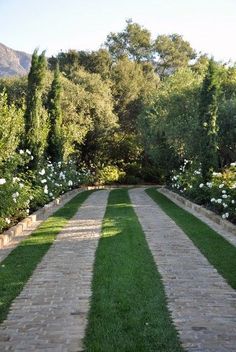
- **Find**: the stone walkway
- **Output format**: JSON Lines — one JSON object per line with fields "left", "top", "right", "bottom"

{"left": 0, "top": 190, "right": 109, "bottom": 352}
{"left": 129, "top": 188, "right": 236, "bottom": 352}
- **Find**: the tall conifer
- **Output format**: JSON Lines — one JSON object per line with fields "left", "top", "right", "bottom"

{"left": 199, "top": 59, "right": 220, "bottom": 181}
{"left": 24, "top": 49, "right": 48, "bottom": 167}
{"left": 47, "top": 63, "right": 63, "bottom": 161}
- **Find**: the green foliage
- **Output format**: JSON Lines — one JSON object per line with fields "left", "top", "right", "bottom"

{"left": 47, "top": 63, "right": 63, "bottom": 161}
{"left": 0, "top": 92, "right": 24, "bottom": 163}
{"left": 0, "top": 148, "right": 92, "bottom": 233}
{"left": 72, "top": 68, "right": 118, "bottom": 165}
{"left": 0, "top": 76, "right": 27, "bottom": 107}
{"left": 96, "top": 165, "right": 125, "bottom": 184}
{"left": 105, "top": 19, "right": 152, "bottom": 62}
{"left": 218, "top": 97, "right": 236, "bottom": 165}
{"left": 154, "top": 34, "right": 196, "bottom": 77}
{"left": 111, "top": 57, "right": 159, "bottom": 131}
{"left": 24, "top": 50, "right": 49, "bottom": 167}
{"left": 169, "top": 161, "right": 236, "bottom": 223}
{"left": 138, "top": 68, "right": 201, "bottom": 176}
{"left": 198, "top": 59, "right": 220, "bottom": 181}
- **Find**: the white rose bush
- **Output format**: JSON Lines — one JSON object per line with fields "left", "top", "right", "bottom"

{"left": 0, "top": 150, "right": 92, "bottom": 233}
{"left": 170, "top": 161, "right": 236, "bottom": 224}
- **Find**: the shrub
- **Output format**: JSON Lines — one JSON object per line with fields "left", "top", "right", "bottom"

{"left": 170, "top": 161, "right": 236, "bottom": 223}
{"left": 96, "top": 165, "right": 125, "bottom": 185}
{"left": 0, "top": 151, "right": 92, "bottom": 233}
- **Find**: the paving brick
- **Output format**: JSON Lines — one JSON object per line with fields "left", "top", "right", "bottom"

{"left": 129, "top": 188, "right": 236, "bottom": 352}
{"left": 0, "top": 190, "right": 109, "bottom": 352}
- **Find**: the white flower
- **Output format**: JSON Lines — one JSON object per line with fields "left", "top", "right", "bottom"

{"left": 26, "top": 209, "right": 29, "bottom": 214}
{"left": 230, "top": 162, "right": 236, "bottom": 167}
{"left": 213, "top": 172, "right": 222, "bottom": 177}
{"left": 223, "top": 203, "right": 227, "bottom": 208}
{"left": 44, "top": 185, "right": 48, "bottom": 194}
{"left": 19, "top": 149, "right": 24, "bottom": 155}
{"left": 217, "top": 199, "right": 222, "bottom": 204}
{"left": 222, "top": 212, "right": 229, "bottom": 219}
{"left": 222, "top": 194, "right": 228, "bottom": 199}
{"left": 12, "top": 192, "right": 19, "bottom": 199}
{"left": 222, "top": 190, "right": 226, "bottom": 194}
{"left": 68, "top": 180, "right": 73, "bottom": 186}
{"left": 199, "top": 183, "right": 204, "bottom": 188}
{"left": 41, "top": 179, "right": 47, "bottom": 184}
{"left": 49, "top": 192, "right": 53, "bottom": 197}
{"left": 31, "top": 156, "right": 34, "bottom": 160}
{"left": 206, "top": 182, "right": 212, "bottom": 188}
{"left": 39, "top": 169, "right": 45, "bottom": 176}
{"left": 219, "top": 184, "right": 224, "bottom": 189}
{"left": 59, "top": 171, "right": 65, "bottom": 180}
{"left": 211, "top": 198, "right": 215, "bottom": 202}
{"left": 26, "top": 149, "right": 31, "bottom": 155}
{"left": 0, "top": 178, "right": 6, "bottom": 185}
{"left": 5, "top": 218, "right": 11, "bottom": 224}
{"left": 232, "top": 200, "right": 235, "bottom": 204}
{"left": 29, "top": 195, "right": 34, "bottom": 200}
{"left": 19, "top": 183, "right": 24, "bottom": 189}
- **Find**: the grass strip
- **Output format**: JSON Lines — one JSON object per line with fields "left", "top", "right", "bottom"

{"left": 0, "top": 190, "right": 93, "bottom": 323}
{"left": 84, "top": 189, "right": 184, "bottom": 352}
{"left": 146, "top": 187, "right": 236, "bottom": 290}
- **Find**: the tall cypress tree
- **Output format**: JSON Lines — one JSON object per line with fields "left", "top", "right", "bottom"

{"left": 25, "top": 49, "right": 48, "bottom": 167}
{"left": 47, "top": 63, "right": 63, "bottom": 161}
{"left": 199, "top": 59, "right": 220, "bottom": 181}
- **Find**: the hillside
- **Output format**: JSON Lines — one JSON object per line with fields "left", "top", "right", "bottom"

{"left": 0, "top": 42, "right": 31, "bottom": 77}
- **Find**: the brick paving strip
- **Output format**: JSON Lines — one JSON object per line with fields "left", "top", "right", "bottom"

{"left": 0, "top": 190, "right": 109, "bottom": 352}
{"left": 129, "top": 188, "right": 236, "bottom": 352}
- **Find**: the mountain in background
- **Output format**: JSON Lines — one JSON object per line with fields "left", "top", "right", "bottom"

{"left": 0, "top": 42, "right": 31, "bottom": 77}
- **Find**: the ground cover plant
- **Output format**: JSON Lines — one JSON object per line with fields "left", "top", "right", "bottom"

{"left": 146, "top": 188, "right": 236, "bottom": 290}
{"left": 84, "top": 189, "right": 184, "bottom": 352}
{"left": 0, "top": 190, "right": 92, "bottom": 323}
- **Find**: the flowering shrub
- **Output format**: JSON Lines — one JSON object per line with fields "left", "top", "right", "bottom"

{"left": 0, "top": 151, "right": 33, "bottom": 231}
{"left": 0, "top": 150, "right": 92, "bottom": 233}
{"left": 170, "top": 161, "right": 236, "bottom": 223}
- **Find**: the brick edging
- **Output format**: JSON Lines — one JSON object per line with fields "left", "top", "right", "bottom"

{"left": 159, "top": 187, "right": 236, "bottom": 236}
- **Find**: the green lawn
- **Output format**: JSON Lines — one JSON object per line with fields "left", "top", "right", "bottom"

{"left": 0, "top": 190, "right": 93, "bottom": 323}
{"left": 146, "top": 187, "right": 236, "bottom": 290}
{"left": 84, "top": 189, "right": 184, "bottom": 352}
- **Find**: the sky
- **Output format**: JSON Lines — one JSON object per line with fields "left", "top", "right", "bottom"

{"left": 0, "top": 0, "right": 236, "bottom": 62}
